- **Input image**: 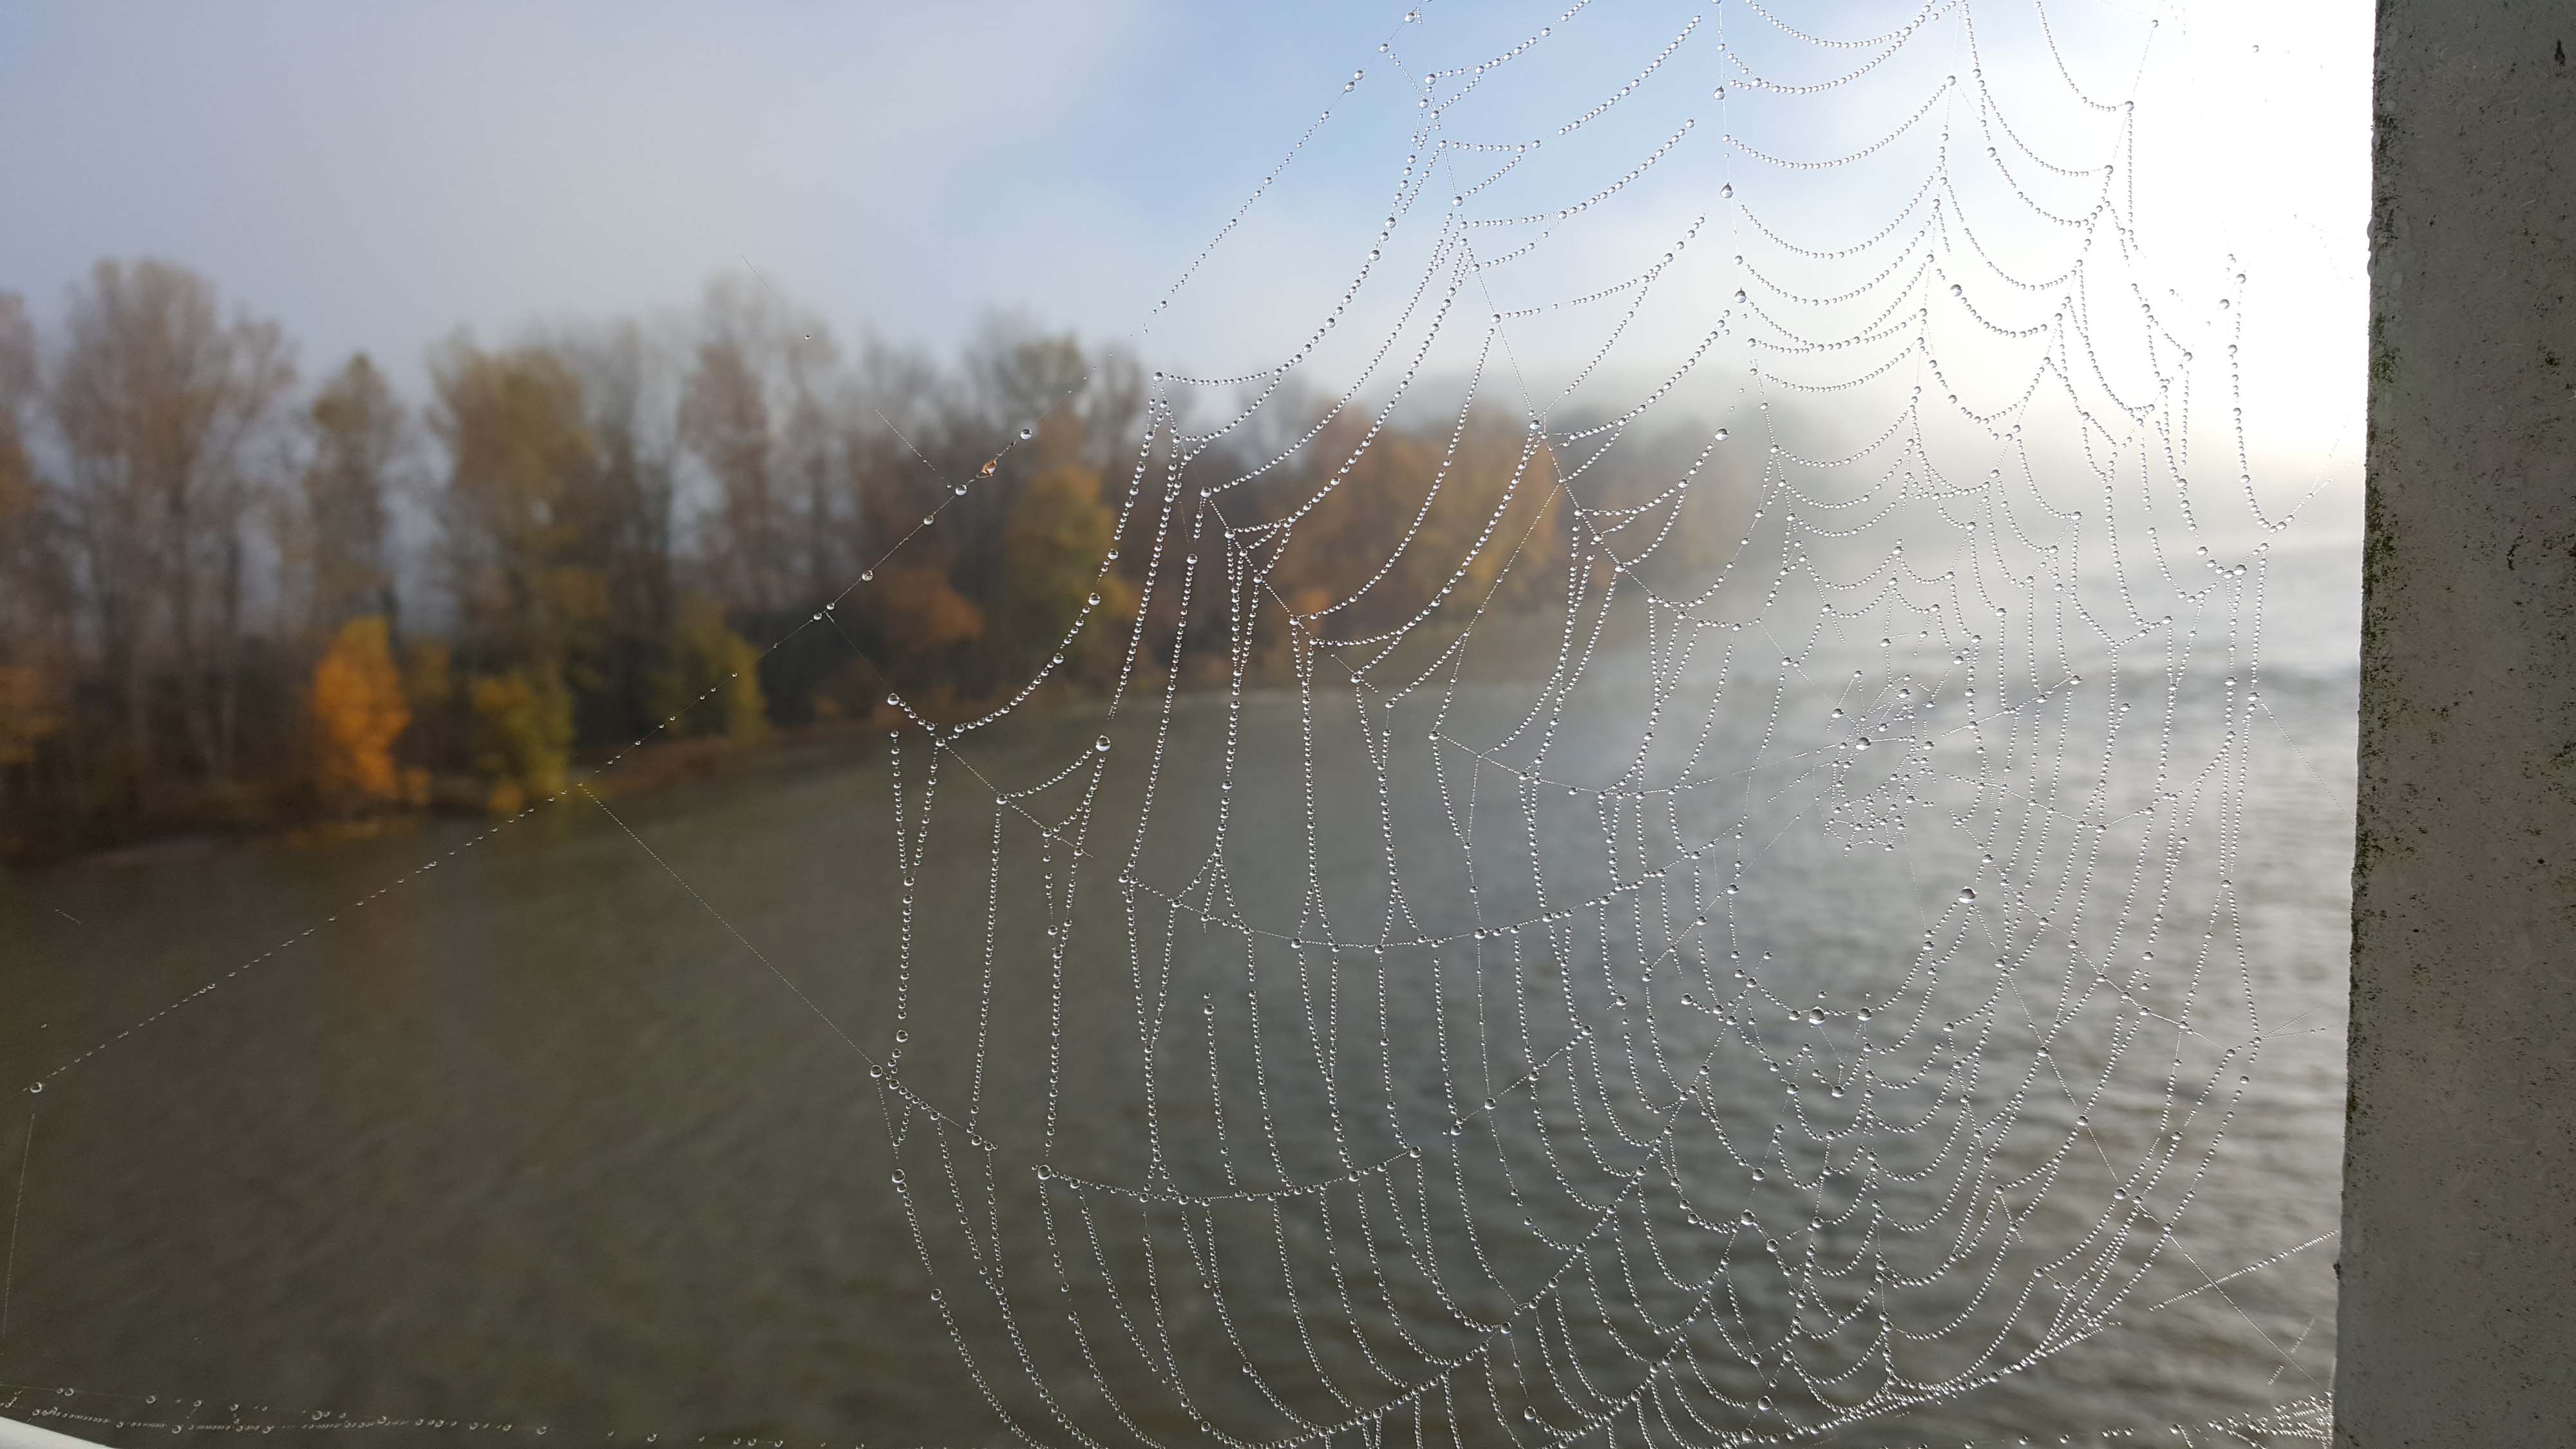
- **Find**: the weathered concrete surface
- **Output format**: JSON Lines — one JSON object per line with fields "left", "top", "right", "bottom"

{"left": 2334, "top": 3, "right": 2576, "bottom": 1444}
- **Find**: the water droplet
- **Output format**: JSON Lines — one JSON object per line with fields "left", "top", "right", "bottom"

{"left": 1095, "top": 735, "right": 1113, "bottom": 752}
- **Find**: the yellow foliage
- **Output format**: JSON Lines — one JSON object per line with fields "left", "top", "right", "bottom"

{"left": 654, "top": 592, "right": 770, "bottom": 744}
{"left": 998, "top": 464, "right": 1134, "bottom": 681}
{"left": 309, "top": 616, "right": 412, "bottom": 806}
{"left": 1271, "top": 413, "right": 1564, "bottom": 629}
{"left": 469, "top": 667, "right": 574, "bottom": 813}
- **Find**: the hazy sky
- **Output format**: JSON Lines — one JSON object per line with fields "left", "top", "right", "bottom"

{"left": 1, "top": 1, "right": 1395, "bottom": 370}
{"left": 1, "top": 0, "right": 2371, "bottom": 454}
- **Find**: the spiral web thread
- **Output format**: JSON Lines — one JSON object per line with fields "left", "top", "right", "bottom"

{"left": 5, "top": 1, "right": 2350, "bottom": 1445}
{"left": 857, "top": 1, "right": 2338, "bottom": 1446}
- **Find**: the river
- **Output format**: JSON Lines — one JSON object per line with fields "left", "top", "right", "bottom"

{"left": 1, "top": 540, "right": 2355, "bottom": 1448}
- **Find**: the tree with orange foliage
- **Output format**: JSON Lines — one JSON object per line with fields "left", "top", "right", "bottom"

{"left": 856, "top": 562, "right": 987, "bottom": 700}
{"left": 309, "top": 615, "right": 412, "bottom": 808}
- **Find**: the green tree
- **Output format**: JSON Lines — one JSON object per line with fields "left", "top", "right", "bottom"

{"left": 468, "top": 667, "right": 575, "bottom": 815}
{"left": 428, "top": 337, "right": 601, "bottom": 670}
{"left": 652, "top": 591, "right": 769, "bottom": 744}
{"left": 996, "top": 462, "right": 1133, "bottom": 683}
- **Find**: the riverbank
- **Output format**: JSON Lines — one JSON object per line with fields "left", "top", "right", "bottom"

{"left": 12, "top": 712, "right": 899, "bottom": 874}
{"left": 10, "top": 605, "right": 1591, "bottom": 872}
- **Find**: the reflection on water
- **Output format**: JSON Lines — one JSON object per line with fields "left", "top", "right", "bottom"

{"left": 0, "top": 545, "right": 2353, "bottom": 1448}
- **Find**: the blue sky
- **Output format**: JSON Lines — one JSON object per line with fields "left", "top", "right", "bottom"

{"left": 0, "top": 0, "right": 2369, "bottom": 459}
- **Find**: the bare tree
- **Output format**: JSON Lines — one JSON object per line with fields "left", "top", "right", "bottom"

{"left": 48, "top": 259, "right": 294, "bottom": 790}
{"left": 294, "top": 352, "right": 404, "bottom": 635}
{"left": 0, "top": 292, "right": 79, "bottom": 814}
{"left": 558, "top": 317, "right": 681, "bottom": 738}
{"left": 679, "top": 275, "right": 835, "bottom": 621}
{"left": 840, "top": 332, "right": 942, "bottom": 569}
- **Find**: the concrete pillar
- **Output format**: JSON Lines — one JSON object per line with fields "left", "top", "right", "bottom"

{"left": 2334, "top": 3, "right": 2576, "bottom": 1444}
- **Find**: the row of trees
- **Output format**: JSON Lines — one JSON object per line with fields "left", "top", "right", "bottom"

{"left": 0, "top": 259, "right": 1611, "bottom": 860}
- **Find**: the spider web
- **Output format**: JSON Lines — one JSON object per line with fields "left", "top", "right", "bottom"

{"left": 6, "top": 2, "right": 2357, "bottom": 1446}
{"left": 845, "top": 2, "right": 2345, "bottom": 1446}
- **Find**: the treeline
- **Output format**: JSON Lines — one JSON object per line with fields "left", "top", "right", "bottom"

{"left": 0, "top": 259, "right": 1596, "bottom": 860}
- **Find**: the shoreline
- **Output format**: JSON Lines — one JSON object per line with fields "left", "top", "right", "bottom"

{"left": 16, "top": 713, "right": 903, "bottom": 875}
